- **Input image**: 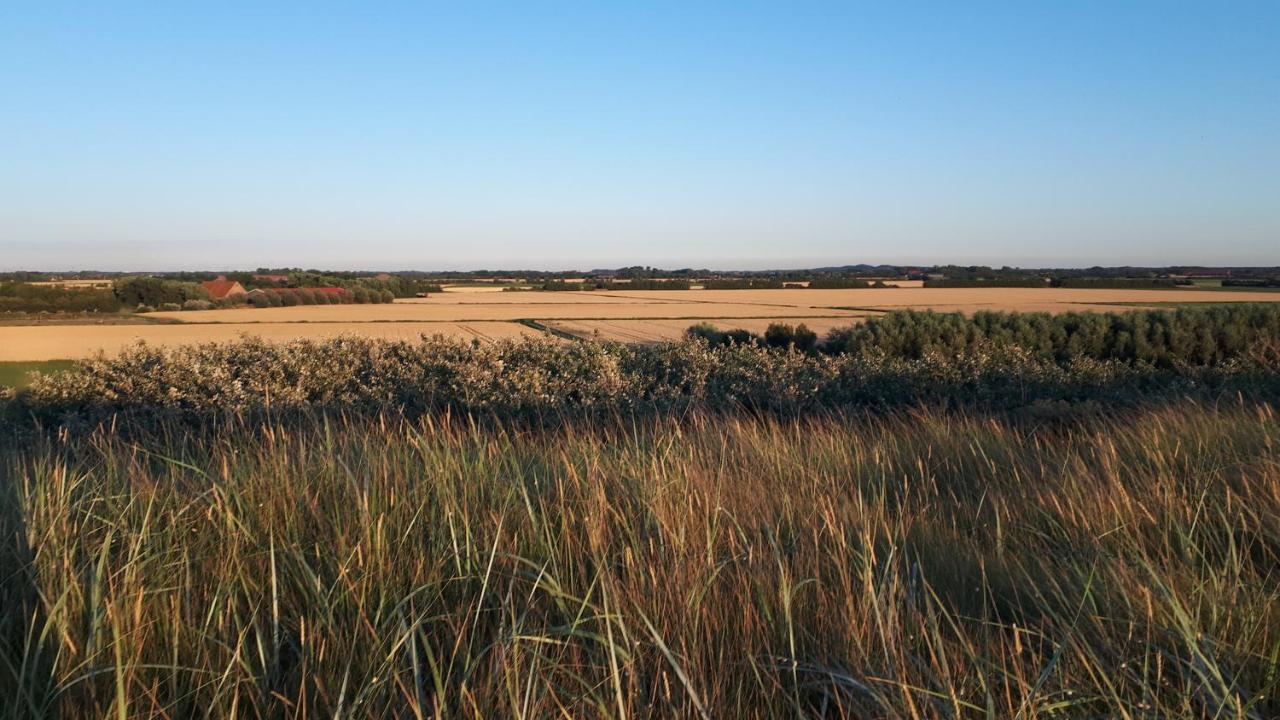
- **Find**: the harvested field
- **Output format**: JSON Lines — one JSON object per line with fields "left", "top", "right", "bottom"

{"left": 595, "top": 286, "right": 1280, "bottom": 309}
{"left": 13, "top": 287, "right": 1280, "bottom": 359}
{"left": 546, "top": 316, "right": 869, "bottom": 342}
{"left": 148, "top": 302, "right": 863, "bottom": 323}
{"left": 0, "top": 321, "right": 540, "bottom": 361}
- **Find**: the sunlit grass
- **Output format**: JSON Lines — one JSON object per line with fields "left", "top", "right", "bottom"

{"left": 2, "top": 403, "right": 1277, "bottom": 718}
{"left": 0, "top": 361, "right": 75, "bottom": 390}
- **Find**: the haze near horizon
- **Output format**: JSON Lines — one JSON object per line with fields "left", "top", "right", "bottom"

{"left": 2, "top": 1, "right": 1278, "bottom": 270}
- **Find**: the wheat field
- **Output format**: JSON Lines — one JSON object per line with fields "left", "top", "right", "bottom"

{"left": 0, "top": 322, "right": 543, "bottom": 361}
{"left": 6, "top": 286, "right": 1280, "bottom": 359}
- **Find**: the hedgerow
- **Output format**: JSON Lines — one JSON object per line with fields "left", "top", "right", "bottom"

{"left": 825, "top": 305, "right": 1280, "bottom": 366}
{"left": 6, "top": 330, "right": 1278, "bottom": 429}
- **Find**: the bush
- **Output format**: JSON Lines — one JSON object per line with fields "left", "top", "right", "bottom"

{"left": 114, "top": 277, "right": 209, "bottom": 306}
{"left": 380, "top": 289, "right": 395, "bottom": 303}
{"left": 764, "top": 323, "right": 818, "bottom": 351}
{"left": 701, "top": 278, "right": 786, "bottom": 290}
{"left": 296, "top": 289, "right": 317, "bottom": 305}
{"left": 685, "top": 323, "right": 758, "bottom": 347}
{"left": 160, "top": 302, "right": 182, "bottom": 312}
{"left": 539, "top": 281, "right": 585, "bottom": 291}
{"left": 1223, "top": 278, "right": 1280, "bottom": 288}
{"left": 0, "top": 282, "right": 122, "bottom": 313}
{"left": 807, "top": 277, "right": 873, "bottom": 289}
{"left": 822, "top": 305, "right": 1280, "bottom": 367}
{"left": 11, "top": 326, "right": 1280, "bottom": 426}
{"left": 924, "top": 278, "right": 1050, "bottom": 288}
{"left": 279, "top": 291, "right": 300, "bottom": 307}
{"left": 1052, "top": 277, "right": 1187, "bottom": 289}
{"left": 135, "top": 304, "right": 155, "bottom": 313}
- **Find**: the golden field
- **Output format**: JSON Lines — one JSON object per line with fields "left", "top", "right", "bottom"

{"left": 0, "top": 321, "right": 542, "bottom": 361}
{"left": 4, "top": 286, "right": 1279, "bottom": 359}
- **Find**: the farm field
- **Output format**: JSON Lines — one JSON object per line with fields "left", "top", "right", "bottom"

{"left": 592, "top": 286, "right": 1280, "bottom": 308}
{"left": 143, "top": 301, "right": 851, "bottom": 323}
{"left": 5, "top": 286, "right": 1280, "bottom": 359}
{"left": 0, "top": 321, "right": 541, "bottom": 361}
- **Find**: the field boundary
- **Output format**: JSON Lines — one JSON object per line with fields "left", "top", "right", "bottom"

{"left": 515, "top": 319, "right": 583, "bottom": 341}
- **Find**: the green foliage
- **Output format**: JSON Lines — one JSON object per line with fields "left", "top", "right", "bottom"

{"left": 701, "top": 278, "right": 787, "bottom": 289}
{"left": 538, "top": 280, "right": 586, "bottom": 291}
{"left": 1224, "top": 278, "right": 1280, "bottom": 288}
{"left": 112, "top": 277, "right": 209, "bottom": 307}
{"left": 246, "top": 290, "right": 274, "bottom": 308}
{"left": 806, "top": 277, "right": 874, "bottom": 289}
{"left": 0, "top": 360, "right": 75, "bottom": 389}
{"left": 1052, "top": 277, "right": 1187, "bottom": 288}
{"left": 825, "top": 305, "right": 1280, "bottom": 367}
{"left": 0, "top": 282, "right": 122, "bottom": 313}
{"left": 684, "top": 323, "right": 758, "bottom": 347}
{"left": 9, "top": 321, "right": 1279, "bottom": 426}
{"left": 600, "top": 279, "right": 692, "bottom": 290}
{"left": 924, "top": 277, "right": 1050, "bottom": 288}
{"left": 763, "top": 323, "right": 818, "bottom": 351}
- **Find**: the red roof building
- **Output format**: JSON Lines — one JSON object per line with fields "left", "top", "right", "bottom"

{"left": 201, "top": 276, "right": 247, "bottom": 300}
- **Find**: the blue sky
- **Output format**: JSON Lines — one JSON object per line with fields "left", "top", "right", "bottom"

{"left": 2, "top": 1, "right": 1277, "bottom": 270}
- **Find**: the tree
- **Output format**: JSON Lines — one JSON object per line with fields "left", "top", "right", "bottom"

{"left": 114, "top": 277, "right": 208, "bottom": 307}
{"left": 764, "top": 323, "right": 817, "bottom": 351}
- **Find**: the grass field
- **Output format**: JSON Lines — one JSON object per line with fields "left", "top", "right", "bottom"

{"left": 2, "top": 404, "right": 1277, "bottom": 717}
{"left": 0, "top": 361, "right": 76, "bottom": 389}
{"left": 3, "top": 305, "right": 1279, "bottom": 717}
{"left": 4, "top": 286, "right": 1280, "bottom": 360}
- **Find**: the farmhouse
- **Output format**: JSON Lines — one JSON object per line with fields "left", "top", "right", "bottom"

{"left": 200, "top": 276, "right": 247, "bottom": 300}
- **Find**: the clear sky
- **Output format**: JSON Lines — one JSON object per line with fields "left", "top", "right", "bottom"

{"left": 2, "top": 1, "right": 1278, "bottom": 271}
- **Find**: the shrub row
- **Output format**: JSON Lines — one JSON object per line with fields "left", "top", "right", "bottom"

{"left": 701, "top": 278, "right": 787, "bottom": 289}
{"left": 0, "top": 283, "right": 122, "bottom": 313}
{"left": 824, "top": 305, "right": 1280, "bottom": 367}
{"left": 113, "top": 277, "right": 209, "bottom": 307}
{"left": 1053, "top": 277, "right": 1189, "bottom": 289}
{"left": 924, "top": 277, "right": 1192, "bottom": 289}
{"left": 686, "top": 322, "right": 818, "bottom": 351}
{"left": 8, "top": 324, "right": 1279, "bottom": 427}
{"left": 537, "top": 280, "right": 693, "bottom": 291}
{"left": 1223, "top": 278, "right": 1280, "bottom": 288}
{"left": 243, "top": 287, "right": 395, "bottom": 308}
{"left": 924, "top": 278, "right": 1051, "bottom": 288}
{"left": 807, "top": 278, "right": 888, "bottom": 289}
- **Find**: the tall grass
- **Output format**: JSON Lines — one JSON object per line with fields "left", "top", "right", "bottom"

{"left": 3, "top": 403, "right": 1278, "bottom": 717}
